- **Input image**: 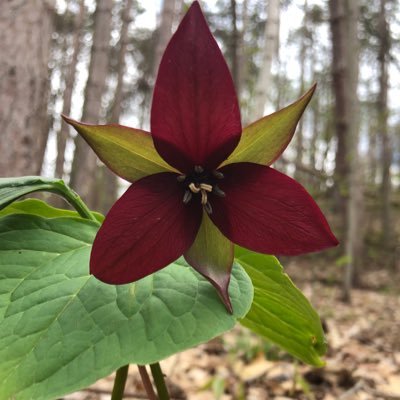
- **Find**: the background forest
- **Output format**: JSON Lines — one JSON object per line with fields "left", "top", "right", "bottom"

{"left": 0, "top": 0, "right": 399, "bottom": 399}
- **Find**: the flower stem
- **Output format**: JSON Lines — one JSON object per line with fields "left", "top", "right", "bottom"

{"left": 51, "top": 183, "right": 98, "bottom": 222}
{"left": 150, "top": 362, "right": 170, "bottom": 400}
{"left": 138, "top": 365, "right": 158, "bottom": 400}
{"left": 111, "top": 365, "right": 129, "bottom": 400}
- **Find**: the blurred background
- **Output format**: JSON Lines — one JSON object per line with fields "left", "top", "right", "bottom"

{"left": 0, "top": 0, "right": 399, "bottom": 399}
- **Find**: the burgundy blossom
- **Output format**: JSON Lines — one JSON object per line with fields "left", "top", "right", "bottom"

{"left": 64, "top": 1, "right": 338, "bottom": 312}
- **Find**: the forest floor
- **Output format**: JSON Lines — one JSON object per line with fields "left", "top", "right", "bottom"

{"left": 66, "top": 259, "right": 400, "bottom": 400}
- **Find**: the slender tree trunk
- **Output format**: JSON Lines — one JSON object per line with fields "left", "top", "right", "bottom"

{"left": 377, "top": 0, "right": 392, "bottom": 249}
{"left": 229, "top": 0, "right": 240, "bottom": 92}
{"left": 329, "top": 0, "right": 362, "bottom": 302}
{"left": 153, "top": 0, "right": 176, "bottom": 77}
{"left": 295, "top": 0, "right": 308, "bottom": 179}
{"left": 97, "top": 0, "right": 134, "bottom": 214}
{"left": 250, "top": 0, "right": 280, "bottom": 120}
{"left": 0, "top": 0, "right": 54, "bottom": 176}
{"left": 69, "top": 0, "right": 113, "bottom": 208}
{"left": 56, "top": 0, "right": 85, "bottom": 180}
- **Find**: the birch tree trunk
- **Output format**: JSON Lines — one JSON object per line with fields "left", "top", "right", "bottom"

{"left": 69, "top": 0, "right": 113, "bottom": 208}
{"left": 0, "top": 0, "right": 54, "bottom": 176}
{"left": 329, "top": 0, "right": 363, "bottom": 302}
{"left": 250, "top": 0, "right": 280, "bottom": 120}
{"left": 56, "top": 0, "right": 85, "bottom": 180}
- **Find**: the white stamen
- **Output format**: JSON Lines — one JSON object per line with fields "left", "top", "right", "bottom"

{"left": 199, "top": 183, "right": 213, "bottom": 192}
{"left": 189, "top": 183, "right": 201, "bottom": 193}
{"left": 201, "top": 190, "right": 208, "bottom": 205}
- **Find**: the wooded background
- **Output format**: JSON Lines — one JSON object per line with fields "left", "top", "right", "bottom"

{"left": 0, "top": 0, "right": 399, "bottom": 301}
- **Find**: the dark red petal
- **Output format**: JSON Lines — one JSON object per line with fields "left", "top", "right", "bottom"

{"left": 209, "top": 163, "right": 339, "bottom": 255}
{"left": 151, "top": 1, "right": 241, "bottom": 173}
{"left": 91, "top": 173, "right": 202, "bottom": 284}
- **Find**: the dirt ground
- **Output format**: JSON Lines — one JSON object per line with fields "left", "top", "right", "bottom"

{"left": 64, "top": 260, "right": 400, "bottom": 400}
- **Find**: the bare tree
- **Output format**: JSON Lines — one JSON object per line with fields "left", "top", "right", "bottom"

{"left": 0, "top": 0, "right": 54, "bottom": 176}
{"left": 56, "top": 0, "right": 86, "bottom": 180}
{"left": 329, "top": 0, "right": 363, "bottom": 301}
{"left": 250, "top": 0, "right": 280, "bottom": 120}
{"left": 69, "top": 0, "right": 113, "bottom": 208}
{"left": 377, "top": 0, "right": 393, "bottom": 248}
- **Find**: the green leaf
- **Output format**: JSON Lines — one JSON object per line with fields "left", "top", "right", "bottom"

{"left": 236, "top": 247, "right": 326, "bottom": 367}
{"left": 0, "top": 213, "right": 253, "bottom": 400}
{"left": 223, "top": 85, "right": 316, "bottom": 166}
{"left": 0, "top": 198, "right": 104, "bottom": 222}
{"left": 0, "top": 176, "right": 98, "bottom": 222}
{"left": 62, "top": 116, "right": 176, "bottom": 182}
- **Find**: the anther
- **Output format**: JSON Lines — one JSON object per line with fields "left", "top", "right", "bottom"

{"left": 204, "top": 202, "right": 213, "bottom": 214}
{"left": 201, "top": 190, "right": 208, "bottom": 205}
{"left": 213, "top": 185, "right": 225, "bottom": 197}
{"left": 183, "top": 190, "right": 192, "bottom": 204}
{"left": 189, "top": 183, "right": 201, "bottom": 193}
{"left": 194, "top": 165, "right": 204, "bottom": 173}
{"left": 199, "top": 183, "right": 213, "bottom": 192}
{"left": 212, "top": 170, "right": 224, "bottom": 179}
{"left": 176, "top": 174, "right": 186, "bottom": 182}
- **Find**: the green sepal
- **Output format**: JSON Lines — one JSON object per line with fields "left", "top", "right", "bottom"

{"left": 223, "top": 85, "right": 316, "bottom": 166}
{"left": 236, "top": 247, "right": 326, "bottom": 367}
{"left": 184, "top": 213, "right": 235, "bottom": 313}
{"left": 62, "top": 116, "right": 176, "bottom": 182}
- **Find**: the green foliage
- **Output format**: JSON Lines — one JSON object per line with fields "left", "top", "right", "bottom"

{"left": 0, "top": 205, "right": 252, "bottom": 400}
{"left": 237, "top": 247, "right": 327, "bottom": 367}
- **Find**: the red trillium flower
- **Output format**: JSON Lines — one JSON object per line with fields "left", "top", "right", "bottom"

{"left": 64, "top": 1, "right": 338, "bottom": 312}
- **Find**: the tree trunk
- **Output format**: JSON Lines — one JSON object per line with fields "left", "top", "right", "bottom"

{"left": 153, "top": 0, "right": 176, "bottom": 78}
{"left": 0, "top": 0, "right": 54, "bottom": 177}
{"left": 329, "top": 0, "right": 362, "bottom": 302}
{"left": 250, "top": 0, "right": 280, "bottom": 120}
{"left": 69, "top": 0, "right": 113, "bottom": 208}
{"left": 97, "top": 0, "right": 134, "bottom": 214}
{"left": 56, "top": 0, "right": 85, "bottom": 180}
{"left": 377, "top": 0, "right": 392, "bottom": 249}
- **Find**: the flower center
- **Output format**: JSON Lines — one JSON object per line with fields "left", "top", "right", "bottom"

{"left": 177, "top": 165, "right": 225, "bottom": 214}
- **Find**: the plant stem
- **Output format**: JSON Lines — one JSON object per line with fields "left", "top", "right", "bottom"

{"left": 138, "top": 365, "right": 158, "bottom": 400}
{"left": 111, "top": 365, "right": 129, "bottom": 400}
{"left": 150, "top": 362, "right": 170, "bottom": 400}
{"left": 52, "top": 183, "right": 98, "bottom": 222}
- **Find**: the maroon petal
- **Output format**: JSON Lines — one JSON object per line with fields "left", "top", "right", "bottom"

{"left": 151, "top": 1, "right": 241, "bottom": 173}
{"left": 209, "top": 163, "right": 339, "bottom": 255}
{"left": 91, "top": 173, "right": 202, "bottom": 284}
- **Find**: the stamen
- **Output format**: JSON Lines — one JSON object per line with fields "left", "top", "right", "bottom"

{"left": 212, "top": 170, "right": 224, "bottom": 179}
{"left": 183, "top": 190, "right": 192, "bottom": 204}
{"left": 201, "top": 190, "right": 208, "bottom": 205}
{"left": 199, "top": 183, "right": 213, "bottom": 192}
{"left": 204, "top": 201, "right": 213, "bottom": 214}
{"left": 189, "top": 183, "right": 201, "bottom": 193}
{"left": 176, "top": 174, "right": 186, "bottom": 182}
{"left": 194, "top": 165, "right": 204, "bottom": 173}
{"left": 213, "top": 185, "right": 225, "bottom": 197}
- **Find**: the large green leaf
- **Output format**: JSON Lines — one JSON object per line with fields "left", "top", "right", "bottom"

{"left": 236, "top": 247, "right": 326, "bottom": 367}
{"left": 222, "top": 85, "right": 316, "bottom": 167}
{"left": 63, "top": 116, "right": 176, "bottom": 182}
{"left": 0, "top": 213, "right": 252, "bottom": 400}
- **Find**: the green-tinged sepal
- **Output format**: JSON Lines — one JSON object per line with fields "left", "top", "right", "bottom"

{"left": 236, "top": 246, "right": 327, "bottom": 367}
{"left": 223, "top": 84, "right": 316, "bottom": 167}
{"left": 184, "top": 213, "right": 235, "bottom": 313}
{"left": 62, "top": 116, "right": 176, "bottom": 182}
